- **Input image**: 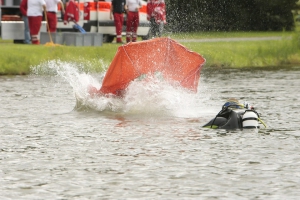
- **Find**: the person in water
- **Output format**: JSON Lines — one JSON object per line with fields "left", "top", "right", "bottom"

{"left": 202, "top": 98, "right": 265, "bottom": 129}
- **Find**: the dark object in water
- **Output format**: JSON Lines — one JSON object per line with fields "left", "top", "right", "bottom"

{"left": 203, "top": 100, "right": 266, "bottom": 129}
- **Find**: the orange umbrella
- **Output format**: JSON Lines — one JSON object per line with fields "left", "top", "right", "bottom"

{"left": 99, "top": 37, "right": 206, "bottom": 96}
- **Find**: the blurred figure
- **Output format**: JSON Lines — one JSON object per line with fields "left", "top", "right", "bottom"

{"left": 45, "top": 0, "right": 65, "bottom": 32}
{"left": 125, "top": 0, "right": 142, "bottom": 43}
{"left": 147, "top": 0, "right": 166, "bottom": 38}
{"left": 110, "top": 0, "right": 126, "bottom": 43}
{"left": 63, "top": 0, "right": 85, "bottom": 33}
{"left": 20, "top": 0, "right": 31, "bottom": 44}
{"left": 27, "top": 0, "right": 47, "bottom": 44}
{"left": 64, "top": 0, "right": 79, "bottom": 25}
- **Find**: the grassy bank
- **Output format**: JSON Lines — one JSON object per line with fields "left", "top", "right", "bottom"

{"left": 1, "top": 31, "right": 300, "bottom": 75}
{"left": 0, "top": 43, "right": 118, "bottom": 75}
{"left": 184, "top": 36, "right": 300, "bottom": 68}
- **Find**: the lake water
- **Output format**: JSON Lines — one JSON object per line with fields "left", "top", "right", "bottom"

{"left": 1, "top": 61, "right": 300, "bottom": 199}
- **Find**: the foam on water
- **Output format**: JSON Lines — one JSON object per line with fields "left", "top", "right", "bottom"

{"left": 31, "top": 60, "right": 210, "bottom": 118}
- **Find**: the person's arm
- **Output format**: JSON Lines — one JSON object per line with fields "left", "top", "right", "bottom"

{"left": 63, "top": 2, "right": 68, "bottom": 24}
{"left": 138, "top": 0, "right": 142, "bottom": 9}
{"left": 59, "top": 1, "right": 65, "bottom": 14}
{"left": 110, "top": 1, "right": 113, "bottom": 20}
{"left": 124, "top": 0, "right": 128, "bottom": 12}
{"left": 161, "top": 1, "right": 167, "bottom": 24}
{"left": 146, "top": 1, "right": 151, "bottom": 21}
{"left": 43, "top": 4, "right": 47, "bottom": 13}
{"left": 20, "top": 0, "right": 27, "bottom": 16}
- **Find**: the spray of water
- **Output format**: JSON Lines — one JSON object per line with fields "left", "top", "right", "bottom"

{"left": 31, "top": 60, "right": 210, "bottom": 118}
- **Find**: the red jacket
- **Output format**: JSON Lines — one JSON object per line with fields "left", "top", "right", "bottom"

{"left": 64, "top": 0, "right": 79, "bottom": 24}
{"left": 147, "top": 0, "right": 166, "bottom": 24}
{"left": 20, "top": 0, "right": 28, "bottom": 16}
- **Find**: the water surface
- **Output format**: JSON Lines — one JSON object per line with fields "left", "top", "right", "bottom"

{"left": 1, "top": 62, "right": 300, "bottom": 199}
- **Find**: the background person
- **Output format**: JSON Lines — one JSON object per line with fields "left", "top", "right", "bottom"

{"left": 110, "top": 0, "right": 126, "bottom": 43}
{"left": 125, "top": 0, "right": 142, "bottom": 43}
{"left": 20, "top": 0, "right": 31, "bottom": 44}
{"left": 146, "top": 0, "right": 166, "bottom": 38}
{"left": 45, "top": 0, "right": 65, "bottom": 32}
{"left": 27, "top": 0, "right": 47, "bottom": 44}
{"left": 63, "top": 0, "right": 85, "bottom": 33}
{"left": 63, "top": 0, "right": 79, "bottom": 25}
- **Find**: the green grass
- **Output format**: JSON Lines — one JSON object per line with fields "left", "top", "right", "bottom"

{"left": 1, "top": 31, "right": 300, "bottom": 75}
{"left": 0, "top": 43, "right": 119, "bottom": 75}
{"left": 164, "top": 31, "right": 294, "bottom": 39}
{"left": 184, "top": 36, "right": 300, "bottom": 68}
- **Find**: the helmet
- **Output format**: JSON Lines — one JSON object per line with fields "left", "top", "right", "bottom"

{"left": 222, "top": 99, "right": 244, "bottom": 109}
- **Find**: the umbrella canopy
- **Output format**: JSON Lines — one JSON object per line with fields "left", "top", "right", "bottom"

{"left": 99, "top": 37, "right": 206, "bottom": 96}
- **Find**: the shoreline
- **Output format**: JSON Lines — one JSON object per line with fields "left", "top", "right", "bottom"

{"left": 1, "top": 32, "right": 300, "bottom": 75}
{"left": 176, "top": 36, "right": 292, "bottom": 43}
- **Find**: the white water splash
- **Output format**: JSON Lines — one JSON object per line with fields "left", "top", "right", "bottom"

{"left": 31, "top": 60, "right": 210, "bottom": 118}
{"left": 124, "top": 76, "right": 202, "bottom": 117}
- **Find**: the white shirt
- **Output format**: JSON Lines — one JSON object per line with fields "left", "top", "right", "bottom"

{"left": 45, "top": 0, "right": 62, "bottom": 13}
{"left": 27, "top": 0, "right": 46, "bottom": 16}
{"left": 126, "top": 0, "right": 142, "bottom": 12}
